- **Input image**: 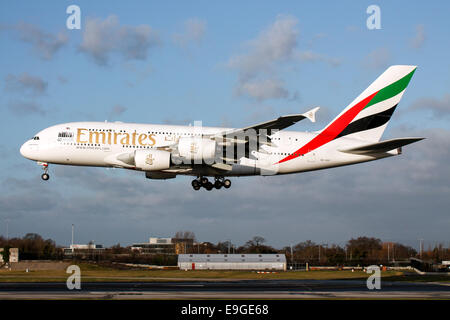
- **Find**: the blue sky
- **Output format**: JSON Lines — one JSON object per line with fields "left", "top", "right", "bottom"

{"left": 1, "top": 1, "right": 449, "bottom": 249}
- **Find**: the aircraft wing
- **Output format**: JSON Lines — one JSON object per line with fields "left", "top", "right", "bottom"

{"left": 212, "top": 107, "right": 320, "bottom": 140}
{"left": 206, "top": 107, "right": 320, "bottom": 162}
{"left": 339, "top": 137, "right": 424, "bottom": 155}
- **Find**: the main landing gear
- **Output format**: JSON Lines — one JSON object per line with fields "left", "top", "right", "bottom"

{"left": 39, "top": 162, "right": 50, "bottom": 181}
{"left": 191, "top": 176, "right": 231, "bottom": 191}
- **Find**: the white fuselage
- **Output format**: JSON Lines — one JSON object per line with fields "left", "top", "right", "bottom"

{"left": 20, "top": 121, "right": 398, "bottom": 178}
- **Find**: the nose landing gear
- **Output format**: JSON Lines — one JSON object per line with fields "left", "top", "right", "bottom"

{"left": 39, "top": 162, "right": 50, "bottom": 181}
{"left": 191, "top": 176, "right": 231, "bottom": 191}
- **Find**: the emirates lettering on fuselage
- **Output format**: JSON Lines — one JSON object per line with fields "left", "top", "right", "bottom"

{"left": 76, "top": 128, "right": 157, "bottom": 146}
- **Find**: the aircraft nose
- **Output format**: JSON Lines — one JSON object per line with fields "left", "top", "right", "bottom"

{"left": 20, "top": 141, "right": 31, "bottom": 159}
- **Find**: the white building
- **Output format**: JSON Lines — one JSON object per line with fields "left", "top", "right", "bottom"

{"left": 63, "top": 243, "right": 104, "bottom": 255}
{"left": 131, "top": 237, "right": 194, "bottom": 254}
{"left": 9, "top": 248, "right": 19, "bottom": 263}
{"left": 0, "top": 248, "right": 19, "bottom": 263}
{"left": 149, "top": 237, "right": 172, "bottom": 244}
{"left": 131, "top": 237, "right": 175, "bottom": 254}
{"left": 178, "top": 254, "right": 286, "bottom": 271}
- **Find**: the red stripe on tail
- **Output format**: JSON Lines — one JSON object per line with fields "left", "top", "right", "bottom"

{"left": 277, "top": 91, "right": 379, "bottom": 164}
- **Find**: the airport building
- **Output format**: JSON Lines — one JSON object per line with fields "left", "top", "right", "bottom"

{"left": 131, "top": 237, "right": 194, "bottom": 255}
{"left": 178, "top": 254, "right": 287, "bottom": 271}
{"left": 9, "top": 248, "right": 19, "bottom": 262}
{"left": 63, "top": 243, "right": 105, "bottom": 256}
{"left": 0, "top": 247, "right": 19, "bottom": 263}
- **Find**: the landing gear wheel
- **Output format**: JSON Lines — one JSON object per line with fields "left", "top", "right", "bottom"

{"left": 192, "top": 179, "right": 201, "bottom": 190}
{"left": 223, "top": 179, "right": 231, "bottom": 189}
{"left": 200, "top": 177, "right": 209, "bottom": 186}
{"left": 214, "top": 180, "right": 222, "bottom": 189}
{"left": 205, "top": 182, "right": 213, "bottom": 191}
{"left": 41, "top": 173, "right": 50, "bottom": 181}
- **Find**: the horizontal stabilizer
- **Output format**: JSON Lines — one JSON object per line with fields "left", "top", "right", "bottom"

{"left": 339, "top": 137, "right": 424, "bottom": 155}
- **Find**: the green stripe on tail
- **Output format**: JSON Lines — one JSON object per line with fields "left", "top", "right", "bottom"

{"left": 364, "top": 68, "right": 416, "bottom": 109}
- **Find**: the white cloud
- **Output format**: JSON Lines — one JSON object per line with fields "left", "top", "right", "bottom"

{"left": 14, "top": 22, "right": 68, "bottom": 60}
{"left": 7, "top": 100, "right": 46, "bottom": 116}
{"left": 228, "top": 15, "right": 339, "bottom": 101}
{"left": 57, "top": 75, "right": 68, "bottom": 84}
{"left": 297, "top": 50, "right": 341, "bottom": 66}
{"left": 4, "top": 73, "right": 48, "bottom": 117}
{"left": 79, "top": 15, "right": 161, "bottom": 66}
{"left": 411, "top": 24, "right": 426, "bottom": 49}
{"left": 237, "top": 78, "right": 289, "bottom": 101}
{"left": 362, "top": 47, "right": 390, "bottom": 70}
{"left": 408, "top": 94, "right": 450, "bottom": 118}
{"left": 229, "top": 15, "right": 299, "bottom": 81}
{"left": 110, "top": 104, "right": 127, "bottom": 116}
{"left": 4, "top": 73, "right": 48, "bottom": 95}
{"left": 173, "top": 18, "right": 206, "bottom": 47}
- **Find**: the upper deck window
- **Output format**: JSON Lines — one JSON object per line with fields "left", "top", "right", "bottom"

{"left": 58, "top": 132, "right": 73, "bottom": 138}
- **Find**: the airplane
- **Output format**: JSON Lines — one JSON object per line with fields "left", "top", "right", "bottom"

{"left": 20, "top": 65, "right": 423, "bottom": 191}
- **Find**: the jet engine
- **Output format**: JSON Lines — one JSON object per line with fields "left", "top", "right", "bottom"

{"left": 177, "top": 137, "right": 217, "bottom": 162}
{"left": 134, "top": 149, "right": 171, "bottom": 171}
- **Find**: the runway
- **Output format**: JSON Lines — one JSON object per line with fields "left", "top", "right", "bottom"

{"left": 1, "top": 279, "right": 449, "bottom": 299}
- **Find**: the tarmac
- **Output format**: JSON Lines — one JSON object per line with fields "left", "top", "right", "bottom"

{"left": 1, "top": 279, "right": 449, "bottom": 299}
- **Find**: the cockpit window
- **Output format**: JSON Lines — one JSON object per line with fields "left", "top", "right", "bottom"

{"left": 58, "top": 132, "right": 73, "bottom": 138}
{"left": 32, "top": 136, "right": 40, "bottom": 140}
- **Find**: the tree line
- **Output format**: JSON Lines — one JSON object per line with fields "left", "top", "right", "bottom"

{"left": 0, "top": 233, "right": 63, "bottom": 260}
{"left": 1, "top": 233, "right": 448, "bottom": 265}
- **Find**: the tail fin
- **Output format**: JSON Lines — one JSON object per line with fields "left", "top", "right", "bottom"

{"left": 323, "top": 65, "right": 417, "bottom": 142}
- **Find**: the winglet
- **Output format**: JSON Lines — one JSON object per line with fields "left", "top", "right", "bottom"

{"left": 302, "top": 107, "right": 320, "bottom": 123}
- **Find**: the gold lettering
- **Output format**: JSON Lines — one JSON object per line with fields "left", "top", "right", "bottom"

{"left": 148, "top": 134, "right": 156, "bottom": 146}
{"left": 138, "top": 134, "right": 148, "bottom": 146}
{"left": 132, "top": 131, "right": 137, "bottom": 145}
{"left": 89, "top": 131, "right": 106, "bottom": 144}
{"left": 77, "top": 128, "right": 88, "bottom": 143}
{"left": 78, "top": 130, "right": 157, "bottom": 146}
{"left": 120, "top": 133, "right": 130, "bottom": 145}
{"left": 114, "top": 132, "right": 120, "bottom": 144}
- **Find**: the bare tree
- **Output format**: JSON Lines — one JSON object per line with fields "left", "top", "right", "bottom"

{"left": 245, "top": 236, "right": 266, "bottom": 247}
{"left": 174, "top": 230, "right": 196, "bottom": 241}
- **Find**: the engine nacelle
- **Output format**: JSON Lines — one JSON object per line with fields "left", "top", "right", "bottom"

{"left": 178, "top": 137, "right": 216, "bottom": 162}
{"left": 134, "top": 149, "right": 171, "bottom": 171}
